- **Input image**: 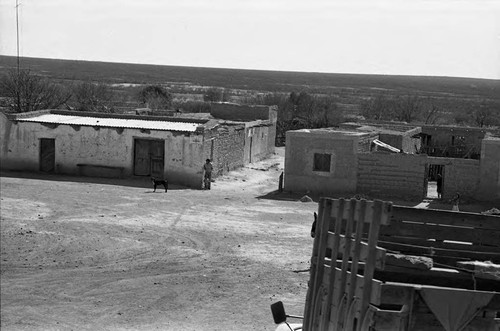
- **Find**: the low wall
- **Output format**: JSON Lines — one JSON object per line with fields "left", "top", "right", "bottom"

{"left": 357, "top": 152, "right": 427, "bottom": 199}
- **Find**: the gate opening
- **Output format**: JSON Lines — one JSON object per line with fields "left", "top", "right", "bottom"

{"left": 426, "top": 164, "right": 444, "bottom": 199}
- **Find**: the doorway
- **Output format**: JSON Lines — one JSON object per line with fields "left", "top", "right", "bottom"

{"left": 134, "top": 139, "right": 165, "bottom": 178}
{"left": 249, "top": 136, "right": 253, "bottom": 163}
{"left": 426, "top": 164, "right": 444, "bottom": 199}
{"left": 40, "top": 138, "right": 55, "bottom": 173}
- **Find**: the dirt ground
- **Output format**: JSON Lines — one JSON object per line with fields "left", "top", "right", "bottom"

{"left": 1, "top": 149, "right": 316, "bottom": 331}
{"left": 1, "top": 148, "right": 497, "bottom": 331}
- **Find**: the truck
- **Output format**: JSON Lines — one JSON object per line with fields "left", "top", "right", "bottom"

{"left": 272, "top": 198, "right": 500, "bottom": 331}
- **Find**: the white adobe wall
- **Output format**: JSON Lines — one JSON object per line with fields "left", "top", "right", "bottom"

{"left": 0, "top": 113, "right": 205, "bottom": 188}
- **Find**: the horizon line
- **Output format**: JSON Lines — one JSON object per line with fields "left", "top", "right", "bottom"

{"left": 1, "top": 54, "right": 499, "bottom": 82}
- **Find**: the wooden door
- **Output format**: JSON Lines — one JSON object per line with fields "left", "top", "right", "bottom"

{"left": 40, "top": 138, "right": 55, "bottom": 173}
{"left": 134, "top": 139, "right": 151, "bottom": 176}
{"left": 249, "top": 137, "right": 253, "bottom": 163}
{"left": 134, "top": 139, "right": 165, "bottom": 177}
{"left": 149, "top": 139, "right": 165, "bottom": 178}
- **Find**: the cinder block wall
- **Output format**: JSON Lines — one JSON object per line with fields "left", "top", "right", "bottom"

{"left": 378, "top": 133, "right": 403, "bottom": 150}
{"left": 442, "top": 158, "right": 480, "bottom": 200}
{"left": 204, "top": 125, "right": 245, "bottom": 176}
{"left": 358, "top": 134, "right": 377, "bottom": 152}
{"left": 357, "top": 152, "right": 427, "bottom": 199}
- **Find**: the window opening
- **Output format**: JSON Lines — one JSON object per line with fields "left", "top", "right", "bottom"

{"left": 313, "top": 153, "right": 331, "bottom": 172}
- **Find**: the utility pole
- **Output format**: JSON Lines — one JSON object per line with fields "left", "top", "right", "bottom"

{"left": 16, "top": 0, "right": 20, "bottom": 75}
{"left": 15, "top": 0, "right": 21, "bottom": 113}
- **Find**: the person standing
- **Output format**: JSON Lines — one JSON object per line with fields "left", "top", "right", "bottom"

{"left": 436, "top": 174, "right": 443, "bottom": 199}
{"left": 203, "top": 159, "right": 213, "bottom": 190}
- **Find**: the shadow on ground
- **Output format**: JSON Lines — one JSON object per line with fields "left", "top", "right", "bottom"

{"left": 256, "top": 189, "right": 497, "bottom": 214}
{"left": 0, "top": 170, "right": 191, "bottom": 191}
{"left": 257, "top": 190, "right": 423, "bottom": 207}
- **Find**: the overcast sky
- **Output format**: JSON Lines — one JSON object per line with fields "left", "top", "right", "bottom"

{"left": 1, "top": 0, "right": 499, "bottom": 79}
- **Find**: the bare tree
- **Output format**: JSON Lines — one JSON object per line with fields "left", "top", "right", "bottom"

{"left": 0, "top": 69, "right": 71, "bottom": 113}
{"left": 72, "top": 81, "right": 115, "bottom": 112}
{"left": 421, "top": 100, "right": 441, "bottom": 124}
{"left": 138, "top": 85, "right": 172, "bottom": 110}
{"left": 360, "top": 93, "right": 393, "bottom": 120}
{"left": 473, "top": 106, "right": 494, "bottom": 127}
{"left": 203, "top": 87, "right": 229, "bottom": 103}
{"left": 392, "top": 95, "right": 423, "bottom": 123}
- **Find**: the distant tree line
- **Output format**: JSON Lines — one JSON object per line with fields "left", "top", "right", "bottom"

{"left": 0, "top": 69, "right": 230, "bottom": 115}
{"left": 0, "top": 69, "right": 176, "bottom": 114}
{"left": 243, "top": 91, "right": 344, "bottom": 146}
{"left": 1, "top": 70, "right": 498, "bottom": 145}
{"left": 361, "top": 93, "right": 500, "bottom": 127}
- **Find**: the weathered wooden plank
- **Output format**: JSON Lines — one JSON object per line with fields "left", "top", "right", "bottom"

{"left": 322, "top": 265, "right": 383, "bottom": 307}
{"left": 374, "top": 268, "right": 500, "bottom": 292}
{"left": 378, "top": 283, "right": 415, "bottom": 306}
{"left": 359, "top": 200, "right": 387, "bottom": 331}
{"left": 370, "top": 309, "right": 409, "bottom": 330}
{"left": 343, "top": 199, "right": 368, "bottom": 331}
{"left": 329, "top": 199, "right": 357, "bottom": 330}
{"left": 378, "top": 240, "right": 500, "bottom": 264}
{"left": 303, "top": 197, "right": 333, "bottom": 330}
{"left": 380, "top": 221, "right": 500, "bottom": 247}
{"left": 378, "top": 235, "right": 500, "bottom": 253}
{"left": 327, "top": 233, "right": 387, "bottom": 268}
{"left": 325, "top": 199, "right": 393, "bottom": 233}
{"left": 392, "top": 206, "right": 500, "bottom": 230}
{"left": 318, "top": 198, "right": 345, "bottom": 331}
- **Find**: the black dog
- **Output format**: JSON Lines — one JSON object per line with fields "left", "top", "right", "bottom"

{"left": 151, "top": 177, "right": 168, "bottom": 192}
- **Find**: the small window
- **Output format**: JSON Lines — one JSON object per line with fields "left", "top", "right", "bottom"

{"left": 313, "top": 153, "right": 331, "bottom": 172}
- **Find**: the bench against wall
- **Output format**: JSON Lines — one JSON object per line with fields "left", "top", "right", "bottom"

{"left": 77, "top": 164, "right": 125, "bottom": 179}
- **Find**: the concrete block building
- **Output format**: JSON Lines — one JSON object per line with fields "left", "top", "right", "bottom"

{"left": 284, "top": 125, "right": 500, "bottom": 202}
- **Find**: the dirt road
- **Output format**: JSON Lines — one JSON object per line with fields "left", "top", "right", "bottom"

{"left": 1, "top": 150, "right": 316, "bottom": 330}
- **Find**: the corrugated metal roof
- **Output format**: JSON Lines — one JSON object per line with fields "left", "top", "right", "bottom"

{"left": 16, "top": 114, "right": 201, "bottom": 132}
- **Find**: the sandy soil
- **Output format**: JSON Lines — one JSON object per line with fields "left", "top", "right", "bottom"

{"left": 2, "top": 148, "right": 496, "bottom": 331}
{"left": 1, "top": 149, "right": 315, "bottom": 331}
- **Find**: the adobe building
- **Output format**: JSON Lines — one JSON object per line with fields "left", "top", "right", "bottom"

{"left": 419, "top": 125, "right": 499, "bottom": 159}
{"left": 0, "top": 104, "right": 277, "bottom": 188}
{"left": 284, "top": 125, "right": 500, "bottom": 202}
{"left": 284, "top": 128, "right": 378, "bottom": 195}
{"left": 210, "top": 103, "right": 277, "bottom": 164}
{"left": 339, "top": 122, "right": 422, "bottom": 153}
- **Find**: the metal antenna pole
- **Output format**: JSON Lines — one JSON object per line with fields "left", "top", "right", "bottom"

{"left": 16, "top": 0, "right": 20, "bottom": 75}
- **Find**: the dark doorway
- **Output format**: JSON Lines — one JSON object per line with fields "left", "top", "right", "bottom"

{"left": 134, "top": 139, "right": 165, "bottom": 177}
{"left": 426, "top": 164, "right": 444, "bottom": 199}
{"left": 249, "top": 136, "right": 253, "bottom": 163}
{"left": 40, "top": 138, "right": 55, "bottom": 173}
